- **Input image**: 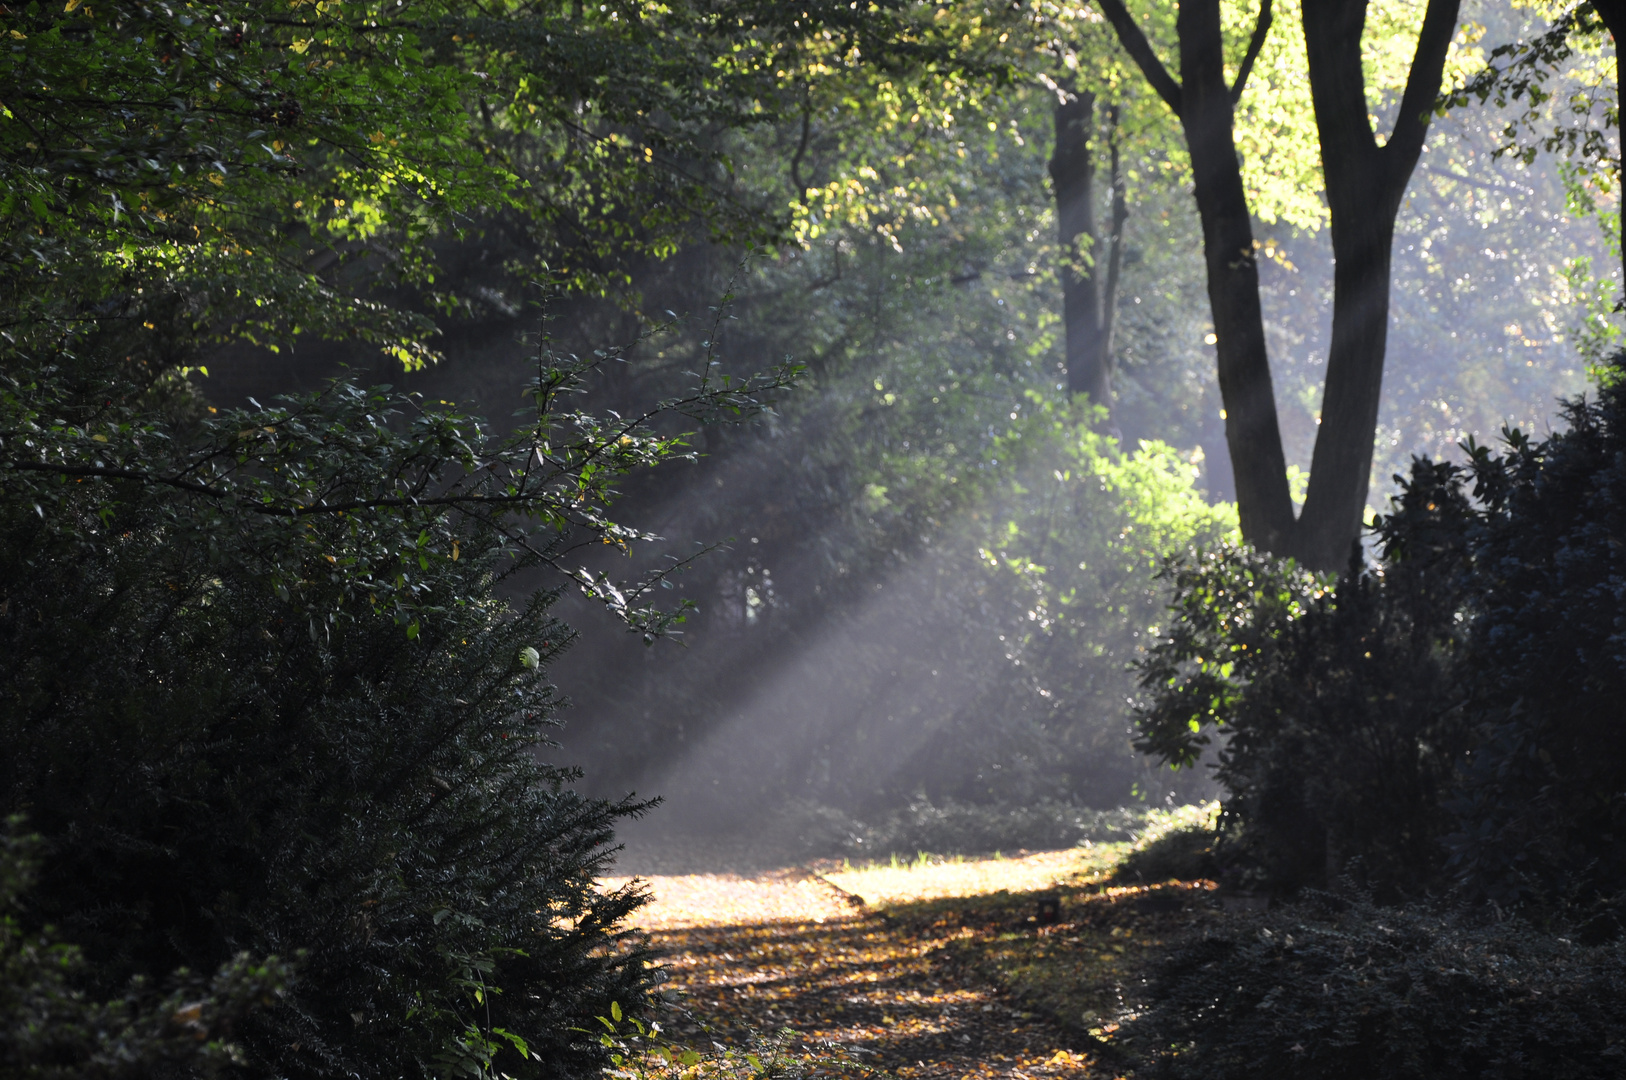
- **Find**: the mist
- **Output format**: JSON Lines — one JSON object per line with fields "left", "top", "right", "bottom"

{"left": 190, "top": 6, "right": 1611, "bottom": 873}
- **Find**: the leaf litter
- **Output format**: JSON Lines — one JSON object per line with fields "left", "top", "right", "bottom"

{"left": 604, "top": 847, "right": 1220, "bottom": 1079}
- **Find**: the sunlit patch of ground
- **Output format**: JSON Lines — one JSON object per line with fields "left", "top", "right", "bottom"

{"left": 819, "top": 846, "right": 1124, "bottom": 907}
{"left": 601, "top": 869, "right": 853, "bottom": 930}
{"left": 605, "top": 848, "right": 1184, "bottom": 1079}
{"left": 645, "top": 913, "right": 1103, "bottom": 1079}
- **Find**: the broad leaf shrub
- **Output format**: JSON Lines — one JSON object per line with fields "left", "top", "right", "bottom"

{"left": 1125, "top": 890, "right": 1626, "bottom": 1080}
{"left": 1120, "top": 356, "right": 1626, "bottom": 1076}
{"left": 1136, "top": 356, "right": 1626, "bottom": 904}
{"left": 0, "top": 821, "right": 293, "bottom": 1080}
{"left": 1132, "top": 464, "right": 1474, "bottom": 897}
{"left": 1445, "top": 379, "right": 1626, "bottom": 918}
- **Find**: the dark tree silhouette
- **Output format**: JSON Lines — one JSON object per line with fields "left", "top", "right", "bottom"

{"left": 1050, "top": 88, "right": 1129, "bottom": 419}
{"left": 1097, "top": 0, "right": 1462, "bottom": 569}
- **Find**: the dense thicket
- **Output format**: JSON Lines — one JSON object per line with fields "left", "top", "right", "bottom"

{"left": 1138, "top": 355, "right": 1626, "bottom": 915}
{"left": 0, "top": 368, "right": 738, "bottom": 1077}
{"left": 1128, "top": 889, "right": 1626, "bottom": 1080}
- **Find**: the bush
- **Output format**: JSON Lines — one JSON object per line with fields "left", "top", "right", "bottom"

{"left": 1113, "top": 805, "right": 1221, "bottom": 885}
{"left": 1445, "top": 377, "right": 1626, "bottom": 908}
{"left": 1127, "top": 891, "right": 1626, "bottom": 1080}
{"left": 1133, "top": 475, "right": 1474, "bottom": 896}
{"left": 0, "top": 359, "right": 795, "bottom": 1078}
{"left": 1135, "top": 361, "right": 1626, "bottom": 903}
{"left": 0, "top": 822, "right": 292, "bottom": 1080}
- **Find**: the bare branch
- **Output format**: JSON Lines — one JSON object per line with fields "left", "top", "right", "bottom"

{"left": 1230, "top": 0, "right": 1274, "bottom": 105}
{"left": 1388, "top": 0, "right": 1464, "bottom": 164}
{"left": 1096, "top": 0, "right": 1184, "bottom": 117}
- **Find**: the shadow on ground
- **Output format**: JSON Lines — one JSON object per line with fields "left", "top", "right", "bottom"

{"left": 642, "top": 871, "right": 1222, "bottom": 1079}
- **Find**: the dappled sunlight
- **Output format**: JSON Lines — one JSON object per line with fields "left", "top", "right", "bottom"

{"left": 616, "top": 849, "right": 1226, "bottom": 1079}
{"left": 647, "top": 908, "right": 1104, "bottom": 1080}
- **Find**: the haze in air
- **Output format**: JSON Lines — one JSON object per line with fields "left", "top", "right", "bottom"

{"left": 2, "top": 2, "right": 1624, "bottom": 1079}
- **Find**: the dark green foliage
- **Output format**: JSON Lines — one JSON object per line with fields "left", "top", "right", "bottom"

{"left": 1133, "top": 485, "right": 1474, "bottom": 895}
{"left": 1445, "top": 379, "right": 1626, "bottom": 909}
{"left": 1136, "top": 354, "right": 1626, "bottom": 909}
{"left": 1128, "top": 892, "right": 1626, "bottom": 1080}
{"left": 0, "top": 365, "right": 738, "bottom": 1077}
{"left": 1123, "top": 364, "right": 1626, "bottom": 1077}
{"left": 0, "top": 823, "right": 293, "bottom": 1079}
{"left": 1112, "top": 827, "right": 1217, "bottom": 886}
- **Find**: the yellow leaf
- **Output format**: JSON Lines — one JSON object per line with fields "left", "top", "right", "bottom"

{"left": 289, "top": 38, "right": 312, "bottom": 54}
{"left": 65, "top": 0, "right": 83, "bottom": 11}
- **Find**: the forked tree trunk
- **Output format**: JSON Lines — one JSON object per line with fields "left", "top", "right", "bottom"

{"left": 1051, "top": 91, "right": 1132, "bottom": 422}
{"left": 1098, "top": 0, "right": 1460, "bottom": 569}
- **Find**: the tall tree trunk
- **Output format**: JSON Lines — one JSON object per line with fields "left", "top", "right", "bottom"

{"left": 1590, "top": 1, "right": 1626, "bottom": 281}
{"left": 1050, "top": 93, "right": 1134, "bottom": 426}
{"left": 1051, "top": 88, "right": 1111, "bottom": 410}
{"left": 1099, "top": 0, "right": 1295, "bottom": 550}
{"left": 1176, "top": 0, "right": 1296, "bottom": 552}
{"left": 1102, "top": 103, "right": 1130, "bottom": 384}
{"left": 1296, "top": 0, "right": 1461, "bottom": 569}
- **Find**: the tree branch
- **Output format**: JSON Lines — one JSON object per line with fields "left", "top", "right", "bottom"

{"left": 1387, "top": 0, "right": 1464, "bottom": 165}
{"left": 789, "top": 89, "right": 813, "bottom": 195}
{"left": 1, "top": 459, "right": 559, "bottom": 516}
{"left": 1230, "top": 0, "right": 1274, "bottom": 105}
{"left": 1096, "top": 0, "right": 1184, "bottom": 117}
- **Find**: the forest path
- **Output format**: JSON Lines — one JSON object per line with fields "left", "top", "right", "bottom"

{"left": 606, "top": 850, "right": 1150, "bottom": 1079}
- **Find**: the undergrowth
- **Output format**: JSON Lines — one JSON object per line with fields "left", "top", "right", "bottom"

{"left": 1126, "top": 889, "right": 1626, "bottom": 1079}
{"left": 595, "top": 1005, "right": 870, "bottom": 1080}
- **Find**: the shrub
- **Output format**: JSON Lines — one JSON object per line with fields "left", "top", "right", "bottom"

{"left": 1133, "top": 467, "right": 1474, "bottom": 897}
{"left": 1113, "top": 804, "right": 1221, "bottom": 885}
{"left": 1444, "top": 376, "right": 1626, "bottom": 910}
{"left": 1127, "top": 891, "right": 1626, "bottom": 1080}
{"left": 0, "top": 398, "right": 653, "bottom": 1077}
{"left": 1131, "top": 360, "right": 1626, "bottom": 902}
{"left": 0, "top": 354, "right": 789, "bottom": 1077}
{"left": 0, "top": 822, "right": 292, "bottom": 1080}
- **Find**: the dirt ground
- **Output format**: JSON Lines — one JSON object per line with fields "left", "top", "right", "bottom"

{"left": 603, "top": 849, "right": 1215, "bottom": 1079}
